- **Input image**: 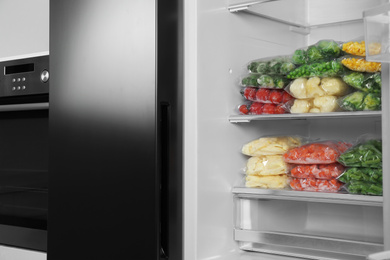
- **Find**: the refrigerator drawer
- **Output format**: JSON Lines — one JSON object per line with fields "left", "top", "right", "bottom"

{"left": 234, "top": 196, "right": 384, "bottom": 259}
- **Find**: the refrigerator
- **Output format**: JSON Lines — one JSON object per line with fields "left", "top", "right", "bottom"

{"left": 3, "top": 0, "right": 388, "bottom": 259}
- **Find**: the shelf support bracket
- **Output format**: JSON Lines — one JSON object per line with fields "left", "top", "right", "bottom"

{"left": 228, "top": 0, "right": 279, "bottom": 13}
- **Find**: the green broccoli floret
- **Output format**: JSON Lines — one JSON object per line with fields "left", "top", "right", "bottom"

{"left": 268, "top": 61, "right": 282, "bottom": 74}
{"left": 255, "top": 62, "right": 270, "bottom": 74}
{"left": 363, "top": 93, "right": 381, "bottom": 110}
{"left": 247, "top": 62, "right": 259, "bottom": 72}
{"left": 257, "top": 75, "right": 274, "bottom": 87}
{"left": 307, "top": 46, "right": 324, "bottom": 63}
{"left": 343, "top": 72, "right": 365, "bottom": 89}
{"left": 291, "top": 49, "right": 306, "bottom": 65}
{"left": 317, "top": 40, "right": 341, "bottom": 58}
{"left": 280, "top": 62, "right": 296, "bottom": 75}
{"left": 373, "top": 72, "right": 381, "bottom": 86}
{"left": 241, "top": 74, "right": 259, "bottom": 86}
{"left": 342, "top": 91, "right": 365, "bottom": 111}
{"left": 274, "top": 77, "right": 289, "bottom": 89}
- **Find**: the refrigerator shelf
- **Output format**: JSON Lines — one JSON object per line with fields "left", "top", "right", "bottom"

{"left": 235, "top": 229, "right": 384, "bottom": 260}
{"left": 228, "top": 0, "right": 386, "bottom": 31}
{"left": 229, "top": 111, "right": 382, "bottom": 123}
{"left": 232, "top": 187, "right": 383, "bottom": 207}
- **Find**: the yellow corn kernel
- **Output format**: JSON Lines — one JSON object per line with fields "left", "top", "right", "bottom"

{"left": 341, "top": 57, "right": 381, "bottom": 73}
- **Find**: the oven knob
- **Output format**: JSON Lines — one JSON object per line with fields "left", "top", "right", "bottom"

{"left": 41, "top": 70, "right": 50, "bottom": 83}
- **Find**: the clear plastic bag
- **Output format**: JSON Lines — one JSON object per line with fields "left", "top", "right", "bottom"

{"left": 290, "top": 177, "right": 344, "bottom": 192}
{"left": 246, "top": 55, "right": 296, "bottom": 75}
{"left": 241, "top": 87, "right": 294, "bottom": 104}
{"left": 242, "top": 136, "right": 303, "bottom": 156}
{"left": 283, "top": 141, "right": 352, "bottom": 164}
{"left": 338, "top": 139, "right": 382, "bottom": 168}
{"left": 339, "top": 55, "right": 381, "bottom": 73}
{"left": 289, "top": 163, "right": 345, "bottom": 180}
{"left": 338, "top": 167, "right": 382, "bottom": 184}
{"left": 287, "top": 60, "right": 345, "bottom": 79}
{"left": 245, "top": 174, "right": 289, "bottom": 189}
{"left": 240, "top": 74, "right": 291, "bottom": 89}
{"left": 237, "top": 102, "right": 288, "bottom": 115}
{"left": 286, "top": 77, "right": 351, "bottom": 99}
{"left": 342, "top": 39, "right": 366, "bottom": 57}
{"left": 286, "top": 96, "right": 340, "bottom": 114}
{"left": 245, "top": 155, "right": 288, "bottom": 176}
{"left": 343, "top": 180, "right": 382, "bottom": 195}
{"left": 338, "top": 91, "right": 381, "bottom": 111}
{"left": 341, "top": 71, "right": 381, "bottom": 94}
{"left": 291, "top": 40, "right": 342, "bottom": 65}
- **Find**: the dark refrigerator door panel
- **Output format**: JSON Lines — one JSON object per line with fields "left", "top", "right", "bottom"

{"left": 50, "top": 1, "right": 158, "bottom": 259}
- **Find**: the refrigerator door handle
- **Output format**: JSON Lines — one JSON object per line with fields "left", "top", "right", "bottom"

{"left": 367, "top": 250, "right": 390, "bottom": 260}
{"left": 160, "top": 102, "right": 170, "bottom": 260}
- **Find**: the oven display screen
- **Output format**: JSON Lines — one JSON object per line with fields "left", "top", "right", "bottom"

{"left": 4, "top": 63, "right": 34, "bottom": 75}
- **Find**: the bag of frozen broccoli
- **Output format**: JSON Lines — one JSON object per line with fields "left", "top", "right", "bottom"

{"left": 338, "top": 91, "right": 381, "bottom": 111}
{"left": 342, "top": 71, "right": 381, "bottom": 94}
{"left": 246, "top": 55, "right": 296, "bottom": 76}
{"left": 291, "top": 40, "right": 343, "bottom": 65}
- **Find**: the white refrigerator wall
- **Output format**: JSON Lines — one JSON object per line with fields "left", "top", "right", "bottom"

{"left": 184, "top": 0, "right": 381, "bottom": 259}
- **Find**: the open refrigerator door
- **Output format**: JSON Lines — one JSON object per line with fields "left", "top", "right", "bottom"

{"left": 184, "top": 0, "right": 390, "bottom": 259}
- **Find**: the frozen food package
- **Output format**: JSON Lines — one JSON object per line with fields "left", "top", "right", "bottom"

{"left": 343, "top": 180, "right": 382, "bottom": 196}
{"left": 342, "top": 40, "right": 366, "bottom": 56}
{"left": 240, "top": 74, "right": 291, "bottom": 89}
{"left": 237, "top": 102, "right": 288, "bottom": 115}
{"left": 286, "top": 77, "right": 351, "bottom": 99}
{"left": 240, "top": 87, "right": 294, "bottom": 105}
{"left": 290, "top": 177, "right": 344, "bottom": 193}
{"left": 288, "top": 99, "right": 313, "bottom": 114}
{"left": 338, "top": 91, "right": 381, "bottom": 111}
{"left": 287, "top": 60, "right": 345, "bottom": 79}
{"left": 246, "top": 55, "right": 296, "bottom": 75}
{"left": 245, "top": 155, "right": 288, "bottom": 176}
{"left": 291, "top": 40, "right": 342, "bottom": 65}
{"left": 342, "top": 72, "right": 381, "bottom": 94}
{"left": 338, "top": 167, "right": 382, "bottom": 184}
{"left": 242, "top": 136, "right": 303, "bottom": 156}
{"left": 245, "top": 174, "right": 289, "bottom": 189}
{"left": 289, "top": 163, "right": 345, "bottom": 180}
{"left": 283, "top": 141, "right": 352, "bottom": 164}
{"left": 340, "top": 56, "right": 381, "bottom": 73}
{"left": 338, "top": 139, "right": 382, "bottom": 168}
{"left": 286, "top": 96, "right": 340, "bottom": 114}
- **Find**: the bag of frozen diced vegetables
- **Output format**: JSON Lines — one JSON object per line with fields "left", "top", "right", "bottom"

{"left": 246, "top": 56, "right": 296, "bottom": 75}
{"left": 338, "top": 91, "right": 381, "bottom": 111}
{"left": 237, "top": 101, "right": 288, "bottom": 115}
{"left": 338, "top": 139, "right": 382, "bottom": 168}
{"left": 339, "top": 56, "right": 381, "bottom": 73}
{"left": 240, "top": 74, "right": 291, "bottom": 89}
{"left": 290, "top": 177, "right": 344, "bottom": 192}
{"left": 241, "top": 135, "right": 303, "bottom": 189}
{"left": 289, "top": 163, "right": 345, "bottom": 180}
{"left": 240, "top": 87, "right": 294, "bottom": 104}
{"left": 342, "top": 39, "right": 367, "bottom": 57}
{"left": 291, "top": 40, "right": 342, "bottom": 65}
{"left": 342, "top": 71, "right": 381, "bottom": 94}
{"left": 283, "top": 141, "right": 352, "bottom": 164}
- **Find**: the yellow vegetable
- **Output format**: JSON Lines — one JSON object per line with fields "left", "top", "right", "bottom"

{"left": 290, "top": 99, "right": 312, "bottom": 113}
{"left": 242, "top": 136, "right": 302, "bottom": 156}
{"left": 313, "top": 95, "right": 339, "bottom": 113}
{"left": 289, "top": 78, "right": 308, "bottom": 99}
{"left": 341, "top": 57, "right": 381, "bottom": 73}
{"left": 306, "top": 77, "right": 325, "bottom": 98}
{"left": 320, "top": 77, "right": 350, "bottom": 96}
{"left": 342, "top": 41, "right": 366, "bottom": 56}
{"left": 246, "top": 155, "right": 288, "bottom": 176}
{"left": 245, "top": 174, "right": 289, "bottom": 189}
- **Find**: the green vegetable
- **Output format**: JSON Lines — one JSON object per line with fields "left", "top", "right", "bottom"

{"left": 287, "top": 60, "right": 344, "bottom": 79}
{"left": 317, "top": 40, "right": 341, "bottom": 58}
{"left": 363, "top": 93, "right": 381, "bottom": 110}
{"left": 280, "top": 62, "right": 296, "bottom": 75}
{"left": 269, "top": 61, "right": 282, "bottom": 74}
{"left": 338, "top": 139, "right": 382, "bottom": 168}
{"left": 307, "top": 46, "right": 324, "bottom": 63}
{"left": 241, "top": 74, "right": 259, "bottom": 87}
{"left": 342, "top": 72, "right": 381, "bottom": 94}
{"left": 292, "top": 49, "right": 306, "bottom": 65}
{"left": 274, "top": 77, "right": 290, "bottom": 88}
{"left": 338, "top": 167, "right": 382, "bottom": 184}
{"left": 258, "top": 75, "right": 274, "bottom": 87}
{"left": 346, "top": 180, "right": 382, "bottom": 195}
{"left": 256, "top": 62, "right": 270, "bottom": 74}
{"left": 341, "top": 91, "right": 365, "bottom": 111}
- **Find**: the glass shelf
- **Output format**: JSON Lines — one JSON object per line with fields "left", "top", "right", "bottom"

{"left": 229, "top": 111, "right": 382, "bottom": 123}
{"left": 233, "top": 187, "right": 383, "bottom": 207}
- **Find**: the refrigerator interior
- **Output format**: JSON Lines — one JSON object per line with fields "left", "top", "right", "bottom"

{"left": 184, "top": 0, "right": 388, "bottom": 259}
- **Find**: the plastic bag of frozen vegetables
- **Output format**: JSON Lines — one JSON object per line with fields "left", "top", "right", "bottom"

{"left": 339, "top": 55, "right": 381, "bottom": 73}
{"left": 287, "top": 60, "right": 345, "bottom": 79}
{"left": 344, "top": 181, "right": 382, "bottom": 195}
{"left": 338, "top": 91, "right": 381, "bottom": 111}
{"left": 246, "top": 56, "right": 296, "bottom": 76}
{"left": 291, "top": 40, "right": 342, "bottom": 65}
{"left": 338, "top": 139, "right": 382, "bottom": 168}
{"left": 338, "top": 167, "right": 382, "bottom": 184}
{"left": 240, "top": 74, "right": 291, "bottom": 89}
{"left": 342, "top": 71, "right": 381, "bottom": 94}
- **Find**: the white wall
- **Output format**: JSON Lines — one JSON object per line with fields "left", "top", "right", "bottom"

{"left": 0, "top": 0, "right": 49, "bottom": 58}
